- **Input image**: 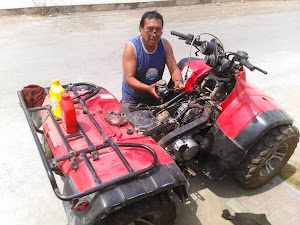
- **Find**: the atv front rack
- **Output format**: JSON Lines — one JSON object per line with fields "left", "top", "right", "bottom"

{"left": 18, "top": 82, "right": 158, "bottom": 201}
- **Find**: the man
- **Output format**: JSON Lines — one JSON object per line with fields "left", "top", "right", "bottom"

{"left": 122, "top": 11, "right": 183, "bottom": 108}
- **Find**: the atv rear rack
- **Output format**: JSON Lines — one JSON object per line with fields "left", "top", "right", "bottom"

{"left": 18, "top": 82, "right": 158, "bottom": 201}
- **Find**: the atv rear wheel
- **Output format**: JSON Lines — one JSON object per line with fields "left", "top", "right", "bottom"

{"left": 234, "top": 125, "right": 299, "bottom": 188}
{"left": 42, "top": 135, "right": 63, "bottom": 176}
{"left": 98, "top": 193, "right": 176, "bottom": 225}
{"left": 42, "top": 134, "right": 54, "bottom": 160}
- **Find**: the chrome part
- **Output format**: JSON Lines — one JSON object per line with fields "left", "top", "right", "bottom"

{"left": 166, "top": 136, "right": 199, "bottom": 162}
{"left": 259, "top": 143, "right": 288, "bottom": 176}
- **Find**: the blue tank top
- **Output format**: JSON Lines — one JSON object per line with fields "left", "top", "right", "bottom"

{"left": 122, "top": 36, "right": 166, "bottom": 105}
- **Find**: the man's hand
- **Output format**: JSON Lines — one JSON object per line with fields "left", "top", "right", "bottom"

{"left": 149, "top": 83, "right": 163, "bottom": 100}
{"left": 174, "top": 80, "right": 185, "bottom": 92}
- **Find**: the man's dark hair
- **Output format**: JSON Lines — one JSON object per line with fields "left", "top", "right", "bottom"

{"left": 140, "top": 11, "right": 164, "bottom": 27}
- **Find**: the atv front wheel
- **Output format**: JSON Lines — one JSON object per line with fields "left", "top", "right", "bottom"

{"left": 98, "top": 193, "right": 176, "bottom": 225}
{"left": 234, "top": 125, "right": 299, "bottom": 188}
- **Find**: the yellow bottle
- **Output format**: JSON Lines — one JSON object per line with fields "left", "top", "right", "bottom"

{"left": 49, "top": 79, "right": 65, "bottom": 118}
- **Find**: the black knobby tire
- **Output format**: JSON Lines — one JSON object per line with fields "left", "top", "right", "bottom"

{"left": 42, "top": 134, "right": 54, "bottom": 160}
{"left": 42, "top": 135, "right": 63, "bottom": 176}
{"left": 98, "top": 193, "right": 176, "bottom": 225}
{"left": 234, "top": 125, "right": 299, "bottom": 188}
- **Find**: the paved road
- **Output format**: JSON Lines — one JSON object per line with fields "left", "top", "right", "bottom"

{"left": 1, "top": 1, "right": 300, "bottom": 225}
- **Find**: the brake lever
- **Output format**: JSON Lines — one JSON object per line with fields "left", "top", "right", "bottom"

{"left": 235, "top": 51, "right": 267, "bottom": 75}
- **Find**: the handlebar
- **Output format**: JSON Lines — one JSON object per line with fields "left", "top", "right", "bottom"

{"left": 239, "top": 58, "right": 267, "bottom": 74}
{"left": 171, "top": 31, "right": 189, "bottom": 40}
{"left": 172, "top": 31, "right": 267, "bottom": 75}
{"left": 239, "top": 58, "right": 255, "bottom": 71}
{"left": 171, "top": 30, "right": 202, "bottom": 46}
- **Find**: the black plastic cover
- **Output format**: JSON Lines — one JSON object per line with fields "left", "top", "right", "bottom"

{"left": 63, "top": 163, "right": 188, "bottom": 225}
{"left": 203, "top": 109, "right": 293, "bottom": 180}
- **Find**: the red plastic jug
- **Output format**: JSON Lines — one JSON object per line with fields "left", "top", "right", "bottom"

{"left": 60, "top": 93, "right": 78, "bottom": 134}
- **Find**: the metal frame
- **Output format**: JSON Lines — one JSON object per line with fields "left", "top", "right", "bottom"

{"left": 18, "top": 82, "right": 158, "bottom": 201}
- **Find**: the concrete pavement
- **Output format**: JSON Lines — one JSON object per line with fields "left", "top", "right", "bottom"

{"left": 175, "top": 172, "right": 300, "bottom": 225}
{"left": 228, "top": 177, "right": 300, "bottom": 225}
{"left": 1, "top": 1, "right": 300, "bottom": 225}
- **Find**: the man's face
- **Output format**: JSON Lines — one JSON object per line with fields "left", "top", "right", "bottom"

{"left": 140, "top": 18, "right": 163, "bottom": 49}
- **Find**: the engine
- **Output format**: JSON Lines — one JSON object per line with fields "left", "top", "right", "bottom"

{"left": 128, "top": 72, "right": 234, "bottom": 163}
{"left": 129, "top": 96, "right": 212, "bottom": 162}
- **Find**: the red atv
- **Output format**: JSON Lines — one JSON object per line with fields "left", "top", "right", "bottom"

{"left": 18, "top": 30, "right": 299, "bottom": 225}
{"left": 128, "top": 31, "right": 299, "bottom": 188}
{"left": 18, "top": 82, "right": 188, "bottom": 225}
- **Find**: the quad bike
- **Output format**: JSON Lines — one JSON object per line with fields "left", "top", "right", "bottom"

{"left": 18, "top": 83, "right": 188, "bottom": 225}
{"left": 128, "top": 30, "right": 299, "bottom": 188}
{"left": 18, "top": 30, "right": 299, "bottom": 225}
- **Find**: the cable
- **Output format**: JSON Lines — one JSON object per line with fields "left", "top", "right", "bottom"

{"left": 199, "top": 32, "right": 224, "bottom": 49}
{"left": 183, "top": 35, "right": 200, "bottom": 81}
{"left": 184, "top": 33, "right": 224, "bottom": 80}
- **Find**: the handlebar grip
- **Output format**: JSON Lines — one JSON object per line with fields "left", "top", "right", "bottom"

{"left": 240, "top": 58, "right": 255, "bottom": 71}
{"left": 171, "top": 31, "right": 189, "bottom": 40}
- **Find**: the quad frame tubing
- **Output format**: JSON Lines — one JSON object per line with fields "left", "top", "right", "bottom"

{"left": 17, "top": 83, "right": 158, "bottom": 201}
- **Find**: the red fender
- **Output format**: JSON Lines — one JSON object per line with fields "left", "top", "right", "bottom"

{"left": 217, "top": 71, "right": 281, "bottom": 139}
{"left": 180, "top": 60, "right": 211, "bottom": 91}
{"left": 180, "top": 60, "right": 283, "bottom": 141}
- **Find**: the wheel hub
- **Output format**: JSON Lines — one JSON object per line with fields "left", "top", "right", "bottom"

{"left": 259, "top": 143, "right": 288, "bottom": 176}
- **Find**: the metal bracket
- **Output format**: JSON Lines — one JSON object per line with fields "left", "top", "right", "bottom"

{"left": 70, "top": 158, "right": 78, "bottom": 170}
{"left": 91, "top": 152, "right": 99, "bottom": 161}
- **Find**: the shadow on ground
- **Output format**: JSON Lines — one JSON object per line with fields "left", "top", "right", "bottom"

{"left": 173, "top": 162, "right": 291, "bottom": 225}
